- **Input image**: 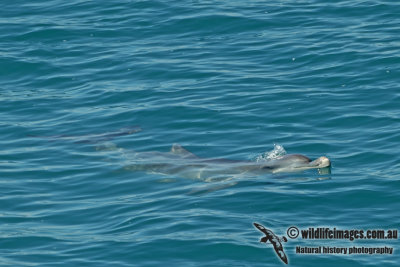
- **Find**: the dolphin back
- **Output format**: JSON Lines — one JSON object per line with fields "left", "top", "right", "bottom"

{"left": 261, "top": 154, "right": 311, "bottom": 169}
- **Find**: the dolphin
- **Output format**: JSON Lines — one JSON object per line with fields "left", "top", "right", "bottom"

{"left": 29, "top": 127, "right": 331, "bottom": 182}
{"left": 121, "top": 144, "right": 331, "bottom": 181}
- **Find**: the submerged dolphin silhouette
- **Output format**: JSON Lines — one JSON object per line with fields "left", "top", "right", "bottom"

{"left": 121, "top": 144, "right": 331, "bottom": 181}
{"left": 28, "top": 126, "right": 142, "bottom": 143}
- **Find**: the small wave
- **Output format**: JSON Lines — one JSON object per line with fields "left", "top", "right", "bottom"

{"left": 255, "top": 143, "right": 287, "bottom": 162}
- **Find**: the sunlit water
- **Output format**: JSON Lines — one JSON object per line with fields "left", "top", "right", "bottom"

{"left": 1, "top": 1, "right": 399, "bottom": 266}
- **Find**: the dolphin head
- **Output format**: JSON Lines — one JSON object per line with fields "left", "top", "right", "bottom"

{"left": 309, "top": 156, "right": 331, "bottom": 168}
{"left": 259, "top": 154, "right": 331, "bottom": 173}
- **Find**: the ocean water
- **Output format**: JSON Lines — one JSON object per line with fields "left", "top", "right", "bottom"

{"left": 1, "top": 0, "right": 399, "bottom": 266}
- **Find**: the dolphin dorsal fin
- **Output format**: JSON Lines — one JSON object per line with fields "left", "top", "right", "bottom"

{"left": 170, "top": 144, "right": 197, "bottom": 158}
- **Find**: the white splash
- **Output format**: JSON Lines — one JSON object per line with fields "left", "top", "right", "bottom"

{"left": 256, "top": 144, "right": 287, "bottom": 162}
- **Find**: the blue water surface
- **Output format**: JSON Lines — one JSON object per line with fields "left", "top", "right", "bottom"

{"left": 1, "top": 1, "right": 399, "bottom": 266}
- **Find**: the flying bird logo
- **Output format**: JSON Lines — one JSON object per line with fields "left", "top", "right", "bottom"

{"left": 253, "top": 222, "right": 288, "bottom": 264}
